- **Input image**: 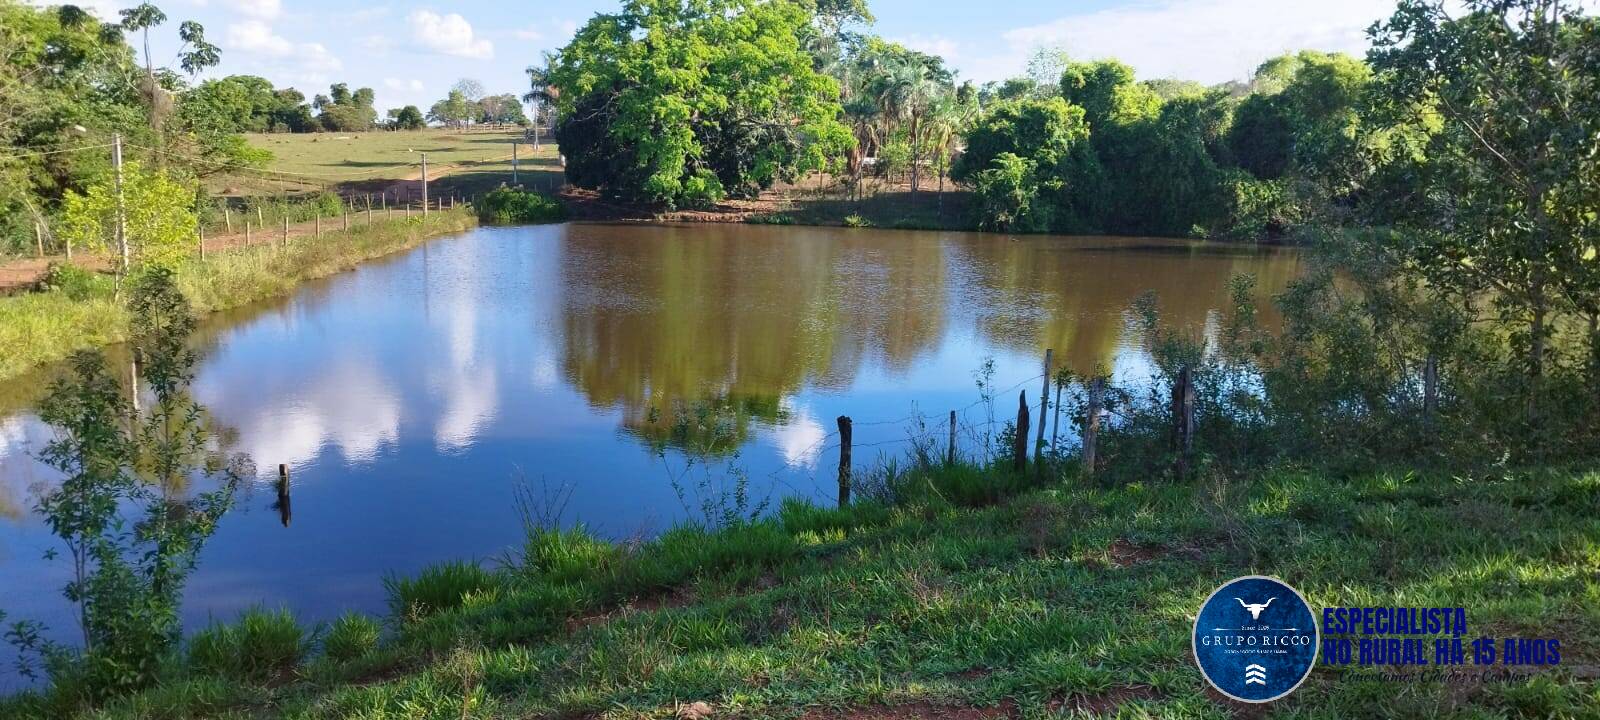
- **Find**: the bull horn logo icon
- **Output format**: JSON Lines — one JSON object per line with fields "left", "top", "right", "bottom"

{"left": 1236, "top": 596, "right": 1275, "bottom": 620}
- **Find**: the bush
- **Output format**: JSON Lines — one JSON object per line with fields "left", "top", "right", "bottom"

{"left": 972, "top": 153, "right": 1050, "bottom": 233}
{"left": 187, "top": 607, "right": 308, "bottom": 682}
{"left": 321, "top": 613, "right": 381, "bottom": 663}
{"left": 476, "top": 187, "right": 566, "bottom": 225}
{"left": 38, "top": 263, "right": 112, "bottom": 300}
{"left": 745, "top": 213, "right": 795, "bottom": 225}
{"left": 384, "top": 561, "right": 500, "bottom": 621}
{"left": 842, "top": 214, "right": 872, "bottom": 228}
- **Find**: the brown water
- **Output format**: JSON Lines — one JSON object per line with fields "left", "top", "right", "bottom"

{"left": 0, "top": 222, "right": 1299, "bottom": 685}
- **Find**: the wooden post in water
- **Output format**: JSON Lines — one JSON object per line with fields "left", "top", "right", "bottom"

{"left": 1084, "top": 378, "right": 1104, "bottom": 478}
{"left": 1013, "top": 391, "right": 1030, "bottom": 474}
{"left": 1172, "top": 366, "right": 1195, "bottom": 477}
{"left": 276, "top": 464, "right": 292, "bottom": 528}
{"left": 1035, "top": 349, "right": 1052, "bottom": 477}
{"left": 836, "top": 416, "right": 852, "bottom": 507}
{"left": 947, "top": 409, "right": 957, "bottom": 466}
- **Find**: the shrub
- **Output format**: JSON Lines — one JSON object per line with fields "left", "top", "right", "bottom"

{"left": 187, "top": 607, "right": 308, "bottom": 682}
{"left": 38, "top": 263, "right": 112, "bottom": 300}
{"left": 384, "top": 561, "right": 500, "bottom": 621}
{"left": 842, "top": 214, "right": 872, "bottom": 228}
{"left": 476, "top": 187, "right": 566, "bottom": 225}
{"left": 745, "top": 213, "right": 795, "bottom": 225}
{"left": 321, "top": 613, "right": 381, "bottom": 663}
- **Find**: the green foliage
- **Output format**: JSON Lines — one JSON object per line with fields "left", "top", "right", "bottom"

{"left": 320, "top": 613, "right": 381, "bottom": 664}
{"left": 186, "top": 608, "right": 308, "bottom": 682}
{"left": 5, "top": 271, "right": 240, "bottom": 702}
{"left": 385, "top": 105, "right": 426, "bottom": 131}
{"left": 39, "top": 264, "right": 114, "bottom": 301}
{"left": 971, "top": 153, "right": 1046, "bottom": 232}
{"left": 475, "top": 187, "right": 565, "bottom": 225}
{"left": 954, "top": 98, "right": 1094, "bottom": 232}
{"left": 59, "top": 162, "right": 198, "bottom": 272}
{"left": 1365, "top": 0, "right": 1600, "bottom": 387}
{"left": 841, "top": 214, "right": 872, "bottom": 227}
{"left": 744, "top": 213, "right": 795, "bottom": 225}
{"left": 384, "top": 562, "right": 501, "bottom": 622}
{"left": 520, "top": 527, "right": 619, "bottom": 585}
{"left": 549, "top": 0, "right": 852, "bottom": 207}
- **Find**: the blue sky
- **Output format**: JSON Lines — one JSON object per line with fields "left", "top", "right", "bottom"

{"left": 50, "top": 0, "right": 1397, "bottom": 113}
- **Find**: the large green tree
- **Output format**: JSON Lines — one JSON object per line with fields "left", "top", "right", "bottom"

{"left": 1366, "top": 0, "right": 1600, "bottom": 383}
{"left": 548, "top": 0, "right": 852, "bottom": 207}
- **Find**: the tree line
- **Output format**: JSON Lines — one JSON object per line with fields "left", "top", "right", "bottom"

{"left": 539, "top": 0, "right": 1599, "bottom": 458}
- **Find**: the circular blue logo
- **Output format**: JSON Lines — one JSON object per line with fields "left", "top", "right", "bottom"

{"left": 1192, "top": 575, "right": 1319, "bottom": 703}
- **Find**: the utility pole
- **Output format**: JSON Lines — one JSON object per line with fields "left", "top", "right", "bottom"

{"left": 512, "top": 142, "right": 519, "bottom": 185}
{"left": 113, "top": 133, "right": 128, "bottom": 273}
{"left": 421, "top": 153, "right": 429, "bottom": 217}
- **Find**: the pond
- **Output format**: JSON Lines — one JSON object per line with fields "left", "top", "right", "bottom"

{"left": 0, "top": 222, "right": 1299, "bottom": 686}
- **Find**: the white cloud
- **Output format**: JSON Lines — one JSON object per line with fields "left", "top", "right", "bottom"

{"left": 408, "top": 10, "right": 494, "bottom": 60}
{"left": 892, "top": 34, "right": 960, "bottom": 61}
{"left": 383, "top": 77, "right": 425, "bottom": 92}
{"left": 227, "top": 20, "right": 292, "bottom": 56}
{"left": 227, "top": 0, "right": 281, "bottom": 20}
{"left": 962, "top": 0, "right": 1393, "bottom": 85}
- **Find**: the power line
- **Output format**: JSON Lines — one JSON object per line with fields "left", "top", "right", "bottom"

{"left": 0, "top": 142, "right": 117, "bottom": 162}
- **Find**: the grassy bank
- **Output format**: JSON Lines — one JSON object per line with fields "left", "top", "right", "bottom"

{"left": 0, "top": 210, "right": 477, "bottom": 382}
{"left": 5, "top": 459, "right": 1595, "bottom": 719}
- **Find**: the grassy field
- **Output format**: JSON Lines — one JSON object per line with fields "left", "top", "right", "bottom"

{"left": 4, "top": 458, "right": 1594, "bottom": 719}
{"left": 217, "top": 129, "right": 564, "bottom": 197}
{"left": 0, "top": 209, "right": 477, "bottom": 384}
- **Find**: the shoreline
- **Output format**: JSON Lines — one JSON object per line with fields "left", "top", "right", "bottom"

{"left": 0, "top": 210, "right": 477, "bottom": 385}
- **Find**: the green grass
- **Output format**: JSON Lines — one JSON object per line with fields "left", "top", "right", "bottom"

{"left": 187, "top": 607, "right": 309, "bottom": 683}
{"left": 221, "top": 129, "right": 565, "bottom": 198}
{"left": 0, "top": 209, "right": 476, "bottom": 383}
{"left": 5, "top": 460, "right": 1595, "bottom": 719}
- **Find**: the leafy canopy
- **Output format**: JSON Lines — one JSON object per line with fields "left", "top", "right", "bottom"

{"left": 549, "top": 0, "right": 852, "bottom": 207}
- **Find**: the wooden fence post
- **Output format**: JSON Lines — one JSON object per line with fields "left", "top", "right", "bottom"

{"left": 197, "top": 226, "right": 205, "bottom": 259}
{"left": 315, "top": 214, "right": 321, "bottom": 238}
{"left": 1172, "top": 366, "right": 1195, "bottom": 477}
{"left": 281, "top": 215, "right": 288, "bottom": 248}
{"left": 1084, "top": 378, "right": 1104, "bottom": 478}
{"left": 947, "top": 409, "right": 957, "bottom": 466}
{"left": 1423, "top": 353, "right": 1439, "bottom": 430}
{"left": 245, "top": 221, "right": 251, "bottom": 245}
{"left": 1013, "top": 391, "right": 1030, "bottom": 474}
{"left": 224, "top": 206, "right": 232, "bottom": 233}
{"left": 1035, "top": 349, "right": 1052, "bottom": 477}
{"left": 836, "top": 416, "right": 852, "bottom": 507}
{"left": 34, "top": 221, "right": 43, "bottom": 257}
{"left": 257, "top": 206, "right": 264, "bottom": 226}
{"left": 344, "top": 211, "right": 350, "bottom": 231}
{"left": 1050, "top": 380, "right": 1064, "bottom": 454}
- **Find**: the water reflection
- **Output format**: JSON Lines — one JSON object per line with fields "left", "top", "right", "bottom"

{"left": 0, "top": 223, "right": 1298, "bottom": 687}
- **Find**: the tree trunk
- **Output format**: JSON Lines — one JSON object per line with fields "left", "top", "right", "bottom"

{"left": 909, "top": 115, "right": 921, "bottom": 193}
